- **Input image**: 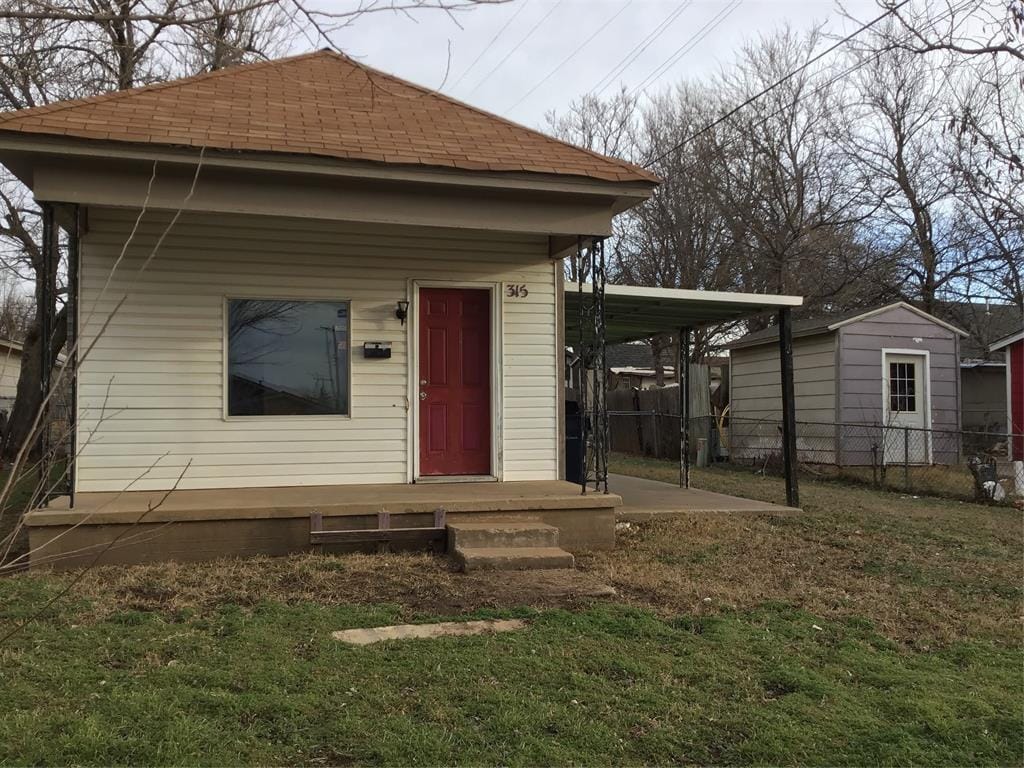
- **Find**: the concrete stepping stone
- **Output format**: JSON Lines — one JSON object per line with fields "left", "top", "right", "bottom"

{"left": 332, "top": 618, "right": 527, "bottom": 645}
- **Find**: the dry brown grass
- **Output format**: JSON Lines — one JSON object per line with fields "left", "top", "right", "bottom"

{"left": 63, "top": 552, "right": 616, "bottom": 624}
{"left": 12, "top": 457, "right": 1021, "bottom": 651}
{"left": 593, "top": 455, "right": 1023, "bottom": 648}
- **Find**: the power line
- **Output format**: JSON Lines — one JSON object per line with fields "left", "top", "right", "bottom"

{"left": 506, "top": 0, "right": 635, "bottom": 112}
{"left": 628, "top": 0, "right": 743, "bottom": 98}
{"left": 643, "top": 0, "right": 914, "bottom": 169}
{"left": 449, "top": 0, "right": 532, "bottom": 90}
{"left": 644, "top": 0, "right": 973, "bottom": 190}
{"left": 464, "top": 0, "right": 564, "bottom": 98}
{"left": 590, "top": 1, "right": 692, "bottom": 97}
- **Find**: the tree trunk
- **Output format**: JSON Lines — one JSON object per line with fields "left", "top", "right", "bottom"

{"left": 2, "top": 308, "right": 68, "bottom": 461}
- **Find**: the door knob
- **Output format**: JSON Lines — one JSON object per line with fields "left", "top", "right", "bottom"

{"left": 420, "top": 379, "right": 427, "bottom": 385}
{"left": 419, "top": 392, "right": 427, "bottom": 400}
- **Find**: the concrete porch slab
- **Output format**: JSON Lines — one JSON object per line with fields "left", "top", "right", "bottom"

{"left": 610, "top": 473, "right": 800, "bottom": 522}
{"left": 31, "top": 480, "right": 619, "bottom": 526}
{"left": 26, "top": 480, "right": 621, "bottom": 569}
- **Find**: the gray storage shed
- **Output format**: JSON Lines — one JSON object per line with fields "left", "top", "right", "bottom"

{"left": 727, "top": 302, "right": 968, "bottom": 466}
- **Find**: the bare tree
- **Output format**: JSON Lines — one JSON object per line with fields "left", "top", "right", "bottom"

{"left": 881, "top": 0, "right": 1024, "bottom": 61}
{"left": 707, "top": 27, "right": 889, "bottom": 322}
{"left": 841, "top": 7, "right": 1023, "bottom": 316}
{"left": 945, "top": 58, "right": 1024, "bottom": 311}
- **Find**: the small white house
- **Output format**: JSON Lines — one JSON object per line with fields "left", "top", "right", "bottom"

{"left": 0, "top": 51, "right": 659, "bottom": 566}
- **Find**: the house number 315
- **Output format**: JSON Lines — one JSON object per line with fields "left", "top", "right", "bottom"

{"left": 506, "top": 284, "right": 529, "bottom": 298}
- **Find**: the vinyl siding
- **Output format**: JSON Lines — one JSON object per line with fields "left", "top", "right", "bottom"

{"left": 837, "top": 306, "right": 961, "bottom": 464}
{"left": 729, "top": 332, "right": 837, "bottom": 462}
{"left": 76, "top": 208, "right": 558, "bottom": 492}
{"left": 0, "top": 347, "right": 20, "bottom": 408}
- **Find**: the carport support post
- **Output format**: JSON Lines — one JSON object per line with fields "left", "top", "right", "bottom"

{"left": 778, "top": 307, "right": 800, "bottom": 507}
{"left": 679, "top": 326, "right": 691, "bottom": 489}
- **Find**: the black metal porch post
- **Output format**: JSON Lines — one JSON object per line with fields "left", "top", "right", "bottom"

{"left": 38, "top": 202, "right": 57, "bottom": 505}
{"left": 576, "top": 236, "right": 587, "bottom": 493}
{"left": 778, "top": 307, "right": 800, "bottom": 507}
{"left": 679, "top": 326, "right": 691, "bottom": 489}
{"left": 66, "top": 205, "right": 80, "bottom": 508}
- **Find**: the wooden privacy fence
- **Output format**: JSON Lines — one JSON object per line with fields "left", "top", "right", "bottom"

{"left": 608, "top": 365, "right": 713, "bottom": 462}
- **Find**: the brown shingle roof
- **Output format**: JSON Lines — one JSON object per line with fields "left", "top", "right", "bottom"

{"left": 0, "top": 50, "right": 657, "bottom": 185}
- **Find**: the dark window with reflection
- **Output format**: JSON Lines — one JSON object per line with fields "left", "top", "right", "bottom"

{"left": 228, "top": 299, "right": 350, "bottom": 416}
{"left": 888, "top": 361, "right": 916, "bottom": 413}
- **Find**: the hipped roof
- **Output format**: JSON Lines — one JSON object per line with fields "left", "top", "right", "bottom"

{"left": 0, "top": 50, "right": 657, "bottom": 185}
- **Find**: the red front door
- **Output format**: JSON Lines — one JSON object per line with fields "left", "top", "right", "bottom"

{"left": 419, "top": 287, "right": 491, "bottom": 476}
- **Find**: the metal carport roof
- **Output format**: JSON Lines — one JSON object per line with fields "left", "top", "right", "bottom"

{"left": 564, "top": 282, "right": 803, "bottom": 344}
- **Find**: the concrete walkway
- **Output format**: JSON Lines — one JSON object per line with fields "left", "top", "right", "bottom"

{"left": 609, "top": 473, "right": 800, "bottom": 522}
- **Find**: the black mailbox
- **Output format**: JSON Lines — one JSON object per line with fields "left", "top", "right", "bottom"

{"left": 363, "top": 341, "right": 392, "bottom": 359}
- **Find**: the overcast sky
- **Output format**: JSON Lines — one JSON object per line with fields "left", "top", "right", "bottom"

{"left": 311, "top": 0, "right": 882, "bottom": 130}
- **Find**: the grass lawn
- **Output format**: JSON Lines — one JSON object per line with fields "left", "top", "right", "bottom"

{"left": 0, "top": 454, "right": 1020, "bottom": 765}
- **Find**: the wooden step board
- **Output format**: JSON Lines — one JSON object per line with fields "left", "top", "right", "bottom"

{"left": 310, "top": 509, "right": 447, "bottom": 552}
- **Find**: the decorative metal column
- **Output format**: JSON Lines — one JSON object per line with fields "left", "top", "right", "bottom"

{"left": 575, "top": 236, "right": 608, "bottom": 494}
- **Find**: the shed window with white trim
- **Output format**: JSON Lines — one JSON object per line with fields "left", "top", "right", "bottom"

{"left": 227, "top": 299, "right": 350, "bottom": 416}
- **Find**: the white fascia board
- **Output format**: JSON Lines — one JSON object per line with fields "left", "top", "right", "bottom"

{"left": 826, "top": 301, "right": 969, "bottom": 337}
{"left": 0, "top": 133, "right": 654, "bottom": 203}
{"left": 990, "top": 328, "right": 1024, "bottom": 352}
{"left": 567, "top": 282, "right": 804, "bottom": 308}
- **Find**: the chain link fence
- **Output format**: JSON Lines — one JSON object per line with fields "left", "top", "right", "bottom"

{"left": 609, "top": 408, "right": 1023, "bottom": 504}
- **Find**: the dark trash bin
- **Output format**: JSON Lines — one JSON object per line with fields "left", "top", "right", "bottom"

{"left": 565, "top": 400, "right": 583, "bottom": 484}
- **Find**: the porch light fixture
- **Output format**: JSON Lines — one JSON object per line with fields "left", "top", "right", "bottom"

{"left": 395, "top": 300, "right": 410, "bottom": 325}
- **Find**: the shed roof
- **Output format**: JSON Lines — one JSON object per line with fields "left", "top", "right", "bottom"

{"left": 727, "top": 301, "right": 968, "bottom": 350}
{"left": 565, "top": 283, "right": 803, "bottom": 345}
{"left": 0, "top": 51, "right": 656, "bottom": 186}
{"left": 990, "top": 327, "right": 1024, "bottom": 352}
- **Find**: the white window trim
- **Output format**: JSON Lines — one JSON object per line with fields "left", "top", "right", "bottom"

{"left": 222, "top": 295, "right": 354, "bottom": 421}
{"left": 406, "top": 279, "right": 503, "bottom": 483}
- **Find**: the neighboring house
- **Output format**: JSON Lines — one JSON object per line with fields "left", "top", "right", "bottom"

{"left": 727, "top": 302, "right": 967, "bottom": 466}
{"left": 0, "top": 338, "right": 23, "bottom": 412}
{"left": 605, "top": 342, "right": 727, "bottom": 399}
{"left": 606, "top": 342, "right": 676, "bottom": 389}
{"left": 990, "top": 328, "right": 1024, "bottom": 461}
{"left": 0, "top": 51, "right": 659, "bottom": 565}
{"left": 941, "top": 302, "right": 1022, "bottom": 433}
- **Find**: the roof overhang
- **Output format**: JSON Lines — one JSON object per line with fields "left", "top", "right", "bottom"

{"left": 960, "top": 359, "right": 1006, "bottom": 368}
{"left": 0, "top": 133, "right": 654, "bottom": 235}
{"left": 565, "top": 283, "right": 803, "bottom": 344}
{"left": 990, "top": 327, "right": 1024, "bottom": 352}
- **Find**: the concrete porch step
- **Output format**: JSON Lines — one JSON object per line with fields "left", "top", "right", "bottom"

{"left": 447, "top": 521, "right": 559, "bottom": 550}
{"left": 453, "top": 546, "right": 575, "bottom": 572}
